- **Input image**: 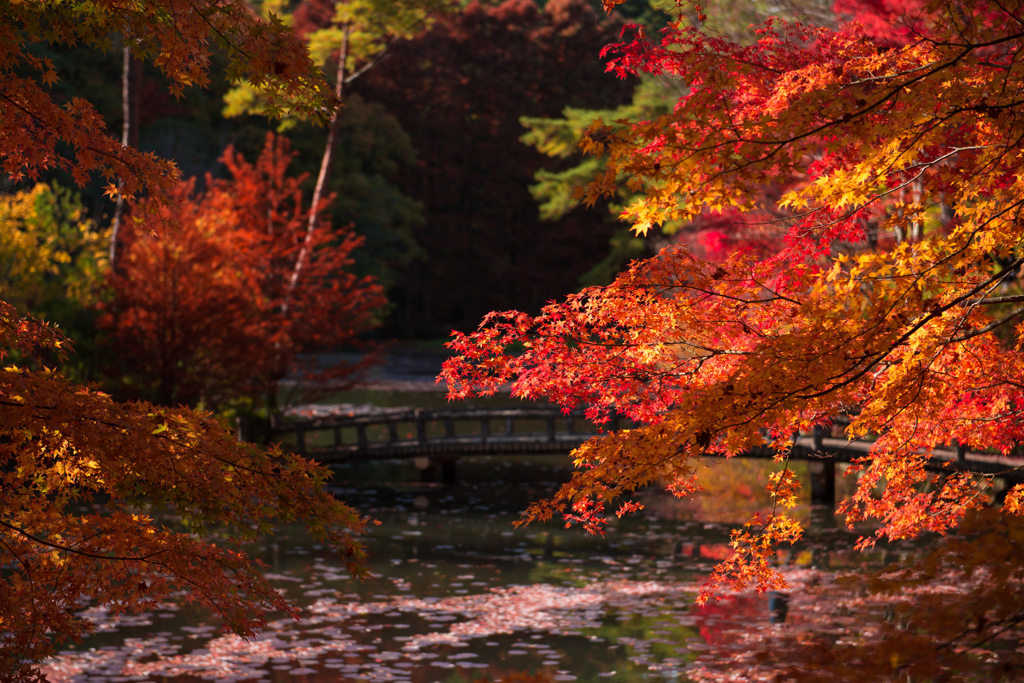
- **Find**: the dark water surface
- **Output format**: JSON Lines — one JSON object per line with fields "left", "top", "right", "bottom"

{"left": 42, "top": 420, "right": 867, "bottom": 683}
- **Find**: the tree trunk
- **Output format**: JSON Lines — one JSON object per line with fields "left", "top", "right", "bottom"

{"left": 110, "top": 42, "right": 142, "bottom": 272}
{"left": 281, "top": 24, "right": 351, "bottom": 316}
{"left": 909, "top": 178, "right": 923, "bottom": 242}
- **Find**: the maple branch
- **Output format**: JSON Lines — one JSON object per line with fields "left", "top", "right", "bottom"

{"left": 797, "top": 146, "right": 972, "bottom": 239}
{"left": 698, "top": 140, "right": 988, "bottom": 244}
{"left": 961, "top": 610, "right": 1024, "bottom": 651}
{"left": 948, "top": 306, "right": 1024, "bottom": 343}
{"left": 672, "top": 283, "right": 802, "bottom": 308}
{"left": 180, "top": 0, "right": 251, "bottom": 61}
{"left": 756, "top": 254, "right": 1024, "bottom": 413}
{"left": 866, "top": 252, "right": 1023, "bottom": 427}
{"left": 921, "top": 608, "right": 1024, "bottom": 670}
{"left": 948, "top": 130, "right": 1024, "bottom": 193}
{"left": 0, "top": 533, "right": 36, "bottom": 580}
{"left": 843, "top": 59, "right": 944, "bottom": 85}
{"left": 574, "top": 251, "right": 1023, "bottom": 443}
{"left": 664, "top": 31, "right": 1024, "bottom": 192}
{"left": 973, "top": 294, "right": 1024, "bottom": 305}
{"left": 748, "top": 277, "right": 803, "bottom": 306}
{"left": 725, "top": 50, "right": 972, "bottom": 149}
{"left": 765, "top": 449, "right": 793, "bottom": 529}
{"left": 0, "top": 519, "right": 170, "bottom": 564}
{"left": 344, "top": 48, "right": 387, "bottom": 84}
{"left": 0, "top": 86, "right": 152, "bottom": 187}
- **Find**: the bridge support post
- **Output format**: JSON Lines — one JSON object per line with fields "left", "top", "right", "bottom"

{"left": 808, "top": 459, "right": 835, "bottom": 506}
{"left": 809, "top": 425, "right": 835, "bottom": 506}
{"left": 416, "top": 457, "right": 457, "bottom": 485}
{"left": 416, "top": 410, "right": 427, "bottom": 444}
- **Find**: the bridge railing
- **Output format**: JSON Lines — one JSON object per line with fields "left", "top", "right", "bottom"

{"left": 243, "top": 408, "right": 1024, "bottom": 480}
{"left": 261, "top": 407, "right": 634, "bottom": 457}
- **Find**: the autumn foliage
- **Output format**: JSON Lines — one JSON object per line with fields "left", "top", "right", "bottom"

{"left": 1, "top": 3, "right": 374, "bottom": 681}
{"left": 0, "top": 301, "right": 369, "bottom": 680}
{"left": 1, "top": 0, "right": 331, "bottom": 209}
{"left": 102, "top": 133, "right": 385, "bottom": 408}
{"left": 0, "top": 183, "right": 109, "bottom": 322}
{"left": 441, "top": 0, "right": 1024, "bottom": 612}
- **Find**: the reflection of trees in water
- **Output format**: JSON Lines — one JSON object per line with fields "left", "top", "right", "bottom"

{"left": 640, "top": 459, "right": 860, "bottom": 527}
{"left": 693, "top": 595, "right": 764, "bottom": 647}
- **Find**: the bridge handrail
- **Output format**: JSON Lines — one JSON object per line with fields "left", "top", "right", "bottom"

{"left": 269, "top": 407, "right": 595, "bottom": 433}
{"left": 249, "top": 407, "right": 1024, "bottom": 486}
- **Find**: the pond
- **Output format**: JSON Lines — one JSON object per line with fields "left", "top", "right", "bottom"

{"left": 40, "top": 392, "right": 880, "bottom": 683}
{"left": 40, "top": 455, "right": 876, "bottom": 683}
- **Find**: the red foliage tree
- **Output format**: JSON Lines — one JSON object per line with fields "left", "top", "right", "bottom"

{"left": 443, "top": 1, "right": 1024, "bottom": 675}
{"left": 832, "top": 0, "right": 928, "bottom": 44}
{"left": 103, "top": 133, "right": 385, "bottom": 408}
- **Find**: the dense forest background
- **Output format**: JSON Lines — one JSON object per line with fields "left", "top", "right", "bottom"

{"left": 0, "top": 0, "right": 831, "bottom": 408}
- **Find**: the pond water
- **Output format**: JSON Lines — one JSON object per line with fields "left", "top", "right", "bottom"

{"left": 40, "top": 394, "right": 876, "bottom": 683}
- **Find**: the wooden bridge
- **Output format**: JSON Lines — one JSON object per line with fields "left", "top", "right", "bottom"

{"left": 246, "top": 407, "right": 1024, "bottom": 505}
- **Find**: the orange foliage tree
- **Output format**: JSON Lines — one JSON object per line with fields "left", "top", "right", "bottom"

{"left": 442, "top": 0, "right": 1024, "bottom": 675}
{"left": 0, "top": 309, "right": 368, "bottom": 680}
{"left": 102, "top": 133, "right": 385, "bottom": 409}
{"left": 1, "top": 3, "right": 372, "bottom": 681}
